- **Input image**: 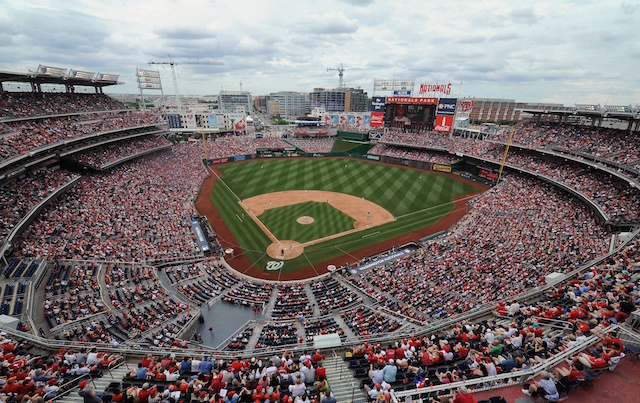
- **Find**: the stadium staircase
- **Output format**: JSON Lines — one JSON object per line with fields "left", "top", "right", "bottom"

{"left": 55, "top": 361, "right": 132, "bottom": 403}
{"left": 323, "top": 354, "right": 367, "bottom": 403}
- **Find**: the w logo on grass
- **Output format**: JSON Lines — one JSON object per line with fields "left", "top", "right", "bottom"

{"left": 266, "top": 261, "right": 284, "bottom": 271}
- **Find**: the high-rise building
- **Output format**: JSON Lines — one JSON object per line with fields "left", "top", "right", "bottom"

{"left": 310, "top": 87, "right": 368, "bottom": 112}
{"left": 253, "top": 95, "right": 267, "bottom": 113}
{"left": 266, "top": 91, "right": 310, "bottom": 119}
{"left": 218, "top": 90, "right": 252, "bottom": 113}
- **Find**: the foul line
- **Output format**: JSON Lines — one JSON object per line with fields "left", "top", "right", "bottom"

{"left": 395, "top": 193, "right": 480, "bottom": 220}
{"left": 207, "top": 166, "right": 282, "bottom": 248}
{"left": 334, "top": 245, "right": 359, "bottom": 261}
{"left": 362, "top": 231, "right": 380, "bottom": 239}
{"left": 235, "top": 214, "right": 243, "bottom": 222}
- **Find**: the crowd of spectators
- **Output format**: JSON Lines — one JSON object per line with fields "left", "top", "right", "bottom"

{"left": 43, "top": 262, "right": 105, "bottom": 329}
{"left": 69, "top": 135, "right": 171, "bottom": 169}
{"left": 1, "top": 168, "right": 80, "bottom": 245}
{"left": 310, "top": 277, "right": 361, "bottom": 316}
{"left": 343, "top": 306, "right": 401, "bottom": 337}
{"left": 0, "top": 111, "right": 163, "bottom": 162}
{"left": 271, "top": 284, "right": 313, "bottom": 320}
{"left": 369, "top": 144, "right": 462, "bottom": 165}
{"left": 255, "top": 323, "right": 299, "bottom": 348}
{"left": 496, "top": 121, "right": 640, "bottom": 170}
{"left": 350, "top": 174, "right": 611, "bottom": 323}
{"left": 285, "top": 138, "right": 335, "bottom": 153}
{"left": 105, "top": 263, "right": 194, "bottom": 346}
{"left": 380, "top": 128, "right": 640, "bottom": 224}
{"left": 223, "top": 281, "right": 273, "bottom": 309}
{"left": 0, "top": 92, "right": 126, "bottom": 119}
{"left": 13, "top": 142, "right": 207, "bottom": 263}
{"left": 0, "top": 333, "right": 121, "bottom": 401}
{"left": 114, "top": 350, "right": 330, "bottom": 403}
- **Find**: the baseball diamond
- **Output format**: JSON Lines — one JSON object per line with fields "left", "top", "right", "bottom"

{"left": 198, "top": 157, "right": 484, "bottom": 279}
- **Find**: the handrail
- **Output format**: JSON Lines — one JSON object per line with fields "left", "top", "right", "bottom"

{"left": 391, "top": 324, "right": 618, "bottom": 402}
{"left": 44, "top": 372, "right": 91, "bottom": 403}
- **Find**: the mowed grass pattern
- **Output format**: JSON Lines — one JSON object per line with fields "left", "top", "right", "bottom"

{"left": 258, "top": 201, "right": 355, "bottom": 244}
{"left": 211, "top": 158, "right": 480, "bottom": 273}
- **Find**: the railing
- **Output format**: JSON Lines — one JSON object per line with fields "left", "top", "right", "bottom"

{"left": 391, "top": 324, "right": 618, "bottom": 403}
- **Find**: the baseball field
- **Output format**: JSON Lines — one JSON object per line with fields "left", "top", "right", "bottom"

{"left": 200, "top": 158, "right": 483, "bottom": 279}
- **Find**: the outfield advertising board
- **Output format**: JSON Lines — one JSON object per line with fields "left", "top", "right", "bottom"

{"left": 432, "top": 164, "right": 452, "bottom": 173}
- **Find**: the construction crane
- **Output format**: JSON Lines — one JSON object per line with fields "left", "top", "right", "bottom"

{"left": 148, "top": 56, "right": 223, "bottom": 111}
{"left": 327, "top": 63, "right": 363, "bottom": 88}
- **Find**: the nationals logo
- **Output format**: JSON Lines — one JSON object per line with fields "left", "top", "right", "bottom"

{"left": 459, "top": 99, "right": 475, "bottom": 113}
{"left": 266, "top": 261, "right": 284, "bottom": 271}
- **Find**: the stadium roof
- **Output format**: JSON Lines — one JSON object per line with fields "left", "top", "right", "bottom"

{"left": 0, "top": 66, "right": 122, "bottom": 89}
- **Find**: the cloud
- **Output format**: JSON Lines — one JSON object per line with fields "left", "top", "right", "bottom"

{"left": 509, "top": 7, "right": 542, "bottom": 25}
{"left": 340, "top": 0, "right": 375, "bottom": 6}
{"left": 292, "top": 11, "right": 359, "bottom": 35}
{"left": 0, "top": 0, "right": 637, "bottom": 104}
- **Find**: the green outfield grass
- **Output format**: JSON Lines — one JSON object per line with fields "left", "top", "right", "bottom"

{"left": 210, "top": 158, "right": 480, "bottom": 273}
{"left": 259, "top": 201, "right": 355, "bottom": 244}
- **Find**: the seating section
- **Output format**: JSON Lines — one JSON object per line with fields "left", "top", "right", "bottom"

{"left": 223, "top": 281, "right": 273, "bottom": 308}
{"left": 285, "top": 137, "right": 336, "bottom": 153}
{"left": 369, "top": 143, "right": 463, "bottom": 164}
{"left": 13, "top": 142, "right": 207, "bottom": 263}
{"left": 68, "top": 135, "right": 171, "bottom": 169}
{"left": 310, "top": 277, "right": 362, "bottom": 316}
{"left": 0, "top": 111, "right": 162, "bottom": 162}
{"left": 272, "top": 283, "right": 313, "bottom": 319}
{"left": 342, "top": 306, "right": 400, "bottom": 336}
{"left": 1, "top": 168, "right": 80, "bottom": 245}
{"left": 43, "top": 262, "right": 105, "bottom": 329}
{"left": 255, "top": 322, "right": 300, "bottom": 348}
{"left": 0, "top": 92, "right": 125, "bottom": 119}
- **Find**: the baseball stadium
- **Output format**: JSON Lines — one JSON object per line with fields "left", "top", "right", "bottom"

{"left": 0, "top": 7, "right": 639, "bottom": 401}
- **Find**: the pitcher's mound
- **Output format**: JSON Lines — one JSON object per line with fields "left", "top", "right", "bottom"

{"left": 267, "top": 240, "right": 304, "bottom": 260}
{"left": 296, "top": 216, "right": 314, "bottom": 225}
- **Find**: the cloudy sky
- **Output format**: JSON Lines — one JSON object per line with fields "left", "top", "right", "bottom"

{"left": 1, "top": 0, "right": 638, "bottom": 105}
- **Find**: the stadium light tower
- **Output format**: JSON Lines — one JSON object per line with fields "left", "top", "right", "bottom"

{"left": 327, "top": 63, "right": 363, "bottom": 88}
{"left": 148, "top": 55, "right": 223, "bottom": 111}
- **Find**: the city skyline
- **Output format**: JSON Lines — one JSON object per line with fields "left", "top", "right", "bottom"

{"left": 1, "top": 0, "right": 638, "bottom": 105}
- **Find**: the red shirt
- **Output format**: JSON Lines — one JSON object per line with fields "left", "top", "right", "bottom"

{"left": 453, "top": 393, "right": 475, "bottom": 403}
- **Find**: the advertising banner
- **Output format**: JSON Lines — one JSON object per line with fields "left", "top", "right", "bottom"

{"left": 370, "top": 112, "right": 384, "bottom": 127}
{"left": 190, "top": 219, "right": 210, "bottom": 253}
{"left": 386, "top": 97, "right": 438, "bottom": 105}
{"left": 371, "top": 96, "right": 386, "bottom": 111}
{"left": 208, "top": 113, "right": 218, "bottom": 129}
{"left": 228, "top": 113, "right": 245, "bottom": 131}
{"left": 347, "top": 114, "right": 356, "bottom": 127}
{"left": 185, "top": 113, "right": 197, "bottom": 129}
{"left": 339, "top": 114, "right": 348, "bottom": 127}
{"left": 437, "top": 98, "right": 457, "bottom": 116}
{"left": 329, "top": 114, "right": 339, "bottom": 126}
{"left": 434, "top": 115, "right": 454, "bottom": 132}
{"left": 363, "top": 114, "right": 371, "bottom": 127}
{"left": 432, "top": 164, "right": 452, "bottom": 173}
{"left": 478, "top": 168, "right": 498, "bottom": 182}
{"left": 393, "top": 90, "right": 411, "bottom": 97}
